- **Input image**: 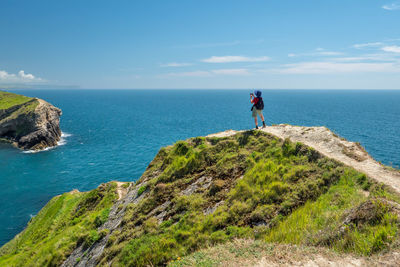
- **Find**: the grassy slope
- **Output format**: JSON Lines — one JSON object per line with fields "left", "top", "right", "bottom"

{"left": 0, "top": 183, "right": 117, "bottom": 266}
{"left": 109, "top": 131, "right": 399, "bottom": 266}
{"left": 0, "top": 91, "right": 33, "bottom": 110}
{"left": 0, "top": 131, "right": 399, "bottom": 266}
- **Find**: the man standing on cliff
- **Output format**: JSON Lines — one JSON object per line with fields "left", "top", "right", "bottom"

{"left": 250, "top": 90, "right": 266, "bottom": 129}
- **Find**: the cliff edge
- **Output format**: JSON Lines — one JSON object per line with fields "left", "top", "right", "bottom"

{"left": 1, "top": 126, "right": 400, "bottom": 267}
{"left": 210, "top": 125, "right": 400, "bottom": 194}
{"left": 0, "top": 91, "right": 62, "bottom": 150}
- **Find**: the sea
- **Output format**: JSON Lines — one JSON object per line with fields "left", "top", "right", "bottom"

{"left": 1, "top": 89, "right": 399, "bottom": 246}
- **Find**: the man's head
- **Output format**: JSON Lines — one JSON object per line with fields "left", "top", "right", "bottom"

{"left": 254, "top": 90, "right": 262, "bottom": 97}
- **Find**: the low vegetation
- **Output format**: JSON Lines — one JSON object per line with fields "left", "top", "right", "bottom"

{"left": 167, "top": 239, "right": 347, "bottom": 267}
{"left": 0, "top": 91, "right": 39, "bottom": 126}
{"left": 1, "top": 130, "right": 399, "bottom": 266}
{"left": 107, "top": 131, "right": 400, "bottom": 266}
{"left": 0, "top": 183, "right": 117, "bottom": 266}
{"left": 0, "top": 91, "right": 33, "bottom": 110}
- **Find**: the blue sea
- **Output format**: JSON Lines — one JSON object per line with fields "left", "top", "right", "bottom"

{"left": 1, "top": 89, "right": 399, "bottom": 245}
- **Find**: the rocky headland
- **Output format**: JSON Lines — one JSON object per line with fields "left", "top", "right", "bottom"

{"left": 1, "top": 125, "right": 400, "bottom": 266}
{"left": 0, "top": 91, "right": 62, "bottom": 150}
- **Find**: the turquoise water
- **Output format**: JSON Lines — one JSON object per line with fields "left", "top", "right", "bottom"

{"left": 1, "top": 89, "right": 399, "bottom": 245}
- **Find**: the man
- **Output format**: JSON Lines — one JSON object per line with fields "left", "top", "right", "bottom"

{"left": 250, "top": 90, "right": 266, "bottom": 129}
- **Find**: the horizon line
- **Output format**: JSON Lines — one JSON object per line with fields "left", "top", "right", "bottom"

{"left": 5, "top": 88, "right": 400, "bottom": 91}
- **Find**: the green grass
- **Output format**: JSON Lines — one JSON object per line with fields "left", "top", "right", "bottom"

{"left": 265, "top": 170, "right": 399, "bottom": 255}
{"left": 0, "top": 91, "right": 40, "bottom": 138}
{"left": 0, "top": 91, "right": 33, "bottom": 110}
{"left": 101, "top": 131, "right": 400, "bottom": 266}
{"left": 1, "top": 130, "right": 399, "bottom": 266}
{"left": 0, "top": 91, "right": 39, "bottom": 133}
{"left": 265, "top": 170, "right": 364, "bottom": 244}
{"left": 0, "top": 183, "right": 117, "bottom": 266}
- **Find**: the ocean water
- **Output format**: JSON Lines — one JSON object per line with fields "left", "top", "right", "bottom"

{"left": 1, "top": 89, "right": 399, "bottom": 245}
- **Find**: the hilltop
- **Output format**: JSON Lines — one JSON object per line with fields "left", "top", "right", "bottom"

{"left": 1, "top": 125, "right": 399, "bottom": 266}
{"left": 0, "top": 91, "right": 62, "bottom": 150}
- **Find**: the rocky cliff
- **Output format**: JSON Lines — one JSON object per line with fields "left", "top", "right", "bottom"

{"left": 1, "top": 126, "right": 399, "bottom": 267}
{"left": 0, "top": 91, "right": 62, "bottom": 150}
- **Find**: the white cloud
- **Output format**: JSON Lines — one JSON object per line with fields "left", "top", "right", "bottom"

{"left": 0, "top": 70, "right": 16, "bottom": 80}
{"left": 382, "top": 45, "right": 400, "bottom": 53}
{"left": 332, "top": 53, "right": 400, "bottom": 62}
{"left": 287, "top": 49, "right": 343, "bottom": 58}
{"left": 382, "top": 3, "right": 400, "bottom": 10}
{"left": 18, "top": 70, "right": 36, "bottom": 80}
{"left": 160, "top": 62, "right": 193, "bottom": 67}
{"left": 272, "top": 61, "right": 400, "bottom": 74}
{"left": 353, "top": 42, "right": 384, "bottom": 49}
{"left": 0, "top": 70, "right": 44, "bottom": 83}
{"left": 202, "top": 56, "right": 270, "bottom": 63}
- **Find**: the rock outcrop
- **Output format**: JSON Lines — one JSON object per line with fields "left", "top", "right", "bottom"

{"left": 0, "top": 92, "right": 62, "bottom": 150}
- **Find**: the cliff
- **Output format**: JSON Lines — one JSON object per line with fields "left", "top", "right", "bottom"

{"left": 1, "top": 126, "right": 400, "bottom": 266}
{"left": 0, "top": 91, "right": 62, "bottom": 150}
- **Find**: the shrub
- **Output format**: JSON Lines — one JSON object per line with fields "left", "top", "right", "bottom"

{"left": 137, "top": 185, "right": 147, "bottom": 197}
{"left": 94, "top": 208, "right": 110, "bottom": 227}
{"left": 173, "top": 141, "right": 190, "bottom": 156}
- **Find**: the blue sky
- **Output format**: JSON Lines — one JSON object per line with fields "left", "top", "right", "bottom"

{"left": 1, "top": 0, "right": 400, "bottom": 89}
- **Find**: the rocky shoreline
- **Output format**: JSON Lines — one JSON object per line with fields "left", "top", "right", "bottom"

{"left": 0, "top": 93, "right": 62, "bottom": 151}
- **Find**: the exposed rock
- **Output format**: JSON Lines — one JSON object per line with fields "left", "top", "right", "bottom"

{"left": 0, "top": 97, "right": 62, "bottom": 150}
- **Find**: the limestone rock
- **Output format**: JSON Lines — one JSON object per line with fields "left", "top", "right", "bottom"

{"left": 0, "top": 96, "right": 62, "bottom": 151}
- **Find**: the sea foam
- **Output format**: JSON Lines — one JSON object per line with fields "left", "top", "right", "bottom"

{"left": 22, "top": 132, "right": 72, "bottom": 153}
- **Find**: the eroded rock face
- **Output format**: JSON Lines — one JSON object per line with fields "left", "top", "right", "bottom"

{"left": 0, "top": 98, "right": 62, "bottom": 150}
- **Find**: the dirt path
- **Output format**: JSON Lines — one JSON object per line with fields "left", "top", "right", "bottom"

{"left": 115, "top": 182, "right": 129, "bottom": 200}
{"left": 208, "top": 124, "right": 400, "bottom": 194}
{"left": 170, "top": 239, "right": 400, "bottom": 267}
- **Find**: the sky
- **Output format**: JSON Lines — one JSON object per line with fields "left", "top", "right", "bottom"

{"left": 1, "top": 0, "right": 400, "bottom": 89}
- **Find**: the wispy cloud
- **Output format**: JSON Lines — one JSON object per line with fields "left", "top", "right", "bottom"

{"left": 202, "top": 56, "right": 270, "bottom": 63}
{"left": 271, "top": 61, "right": 400, "bottom": 74}
{"left": 288, "top": 48, "right": 343, "bottom": 57}
{"left": 382, "top": 45, "right": 400, "bottom": 53}
{"left": 331, "top": 53, "right": 400, "bottom": 62}
{"left": 382, "top": 3, "right": 400, "bottom": 10}
{"left": 353, "top": 42, "right": 384, "bottom": 49}
{"left": 160, "top": 62, "right": 193, "bottom": 67}
{"left": 0, "top": 70, "right": 45, "bottom": 83}
{"left": 163, "top": 68, "right": 250, "bottom": 77}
